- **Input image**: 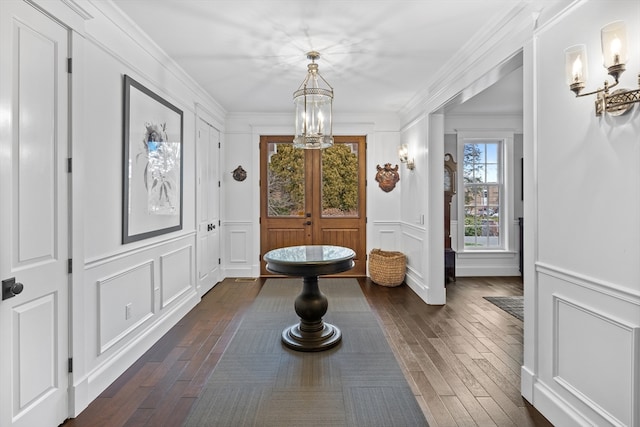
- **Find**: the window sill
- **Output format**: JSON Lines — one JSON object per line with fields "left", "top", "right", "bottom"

{"left": 457, "top": 250, "right": 517, "bottom": 259}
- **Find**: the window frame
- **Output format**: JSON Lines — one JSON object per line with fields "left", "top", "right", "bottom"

{"left": 456, "top": 131, "right": 514, "bottom": 253}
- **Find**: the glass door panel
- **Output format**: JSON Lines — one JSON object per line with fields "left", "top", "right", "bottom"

{"left": 321, "top": 142, "right": 359, "bottom": 217}
{"left": 267, "top": 142, "right": 305, "bottom": 217}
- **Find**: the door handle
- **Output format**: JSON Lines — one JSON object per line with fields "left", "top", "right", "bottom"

{"left": 305, "top": 221, "right": 312, "bottom": 226}
{"left": 2, "top": 277, "right": 24, "bottom": 301}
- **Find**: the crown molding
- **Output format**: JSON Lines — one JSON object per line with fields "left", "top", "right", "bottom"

{"left": 87, "top": 0, "right": 226, "bottom": 121}
{"left": 399, "top": 1, "right": 537, "bottom": 122}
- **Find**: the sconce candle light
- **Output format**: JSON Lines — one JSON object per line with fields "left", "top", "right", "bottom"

{"left": 565, "top": 20, "right": 640, "bottom": 116}
{"left": 398, "top": 144, "right": 415, "bottom": 170}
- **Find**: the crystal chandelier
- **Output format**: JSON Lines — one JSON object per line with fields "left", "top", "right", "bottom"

{"left": 293, "top": 51, "right": 334, "bottom": 149}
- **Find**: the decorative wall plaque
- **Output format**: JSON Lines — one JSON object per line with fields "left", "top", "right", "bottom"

{"left": 375, "top": 163, "right": 400, "bottom": 192}
{"left": 232, "top": 165, "right": 247, "bottom": 181}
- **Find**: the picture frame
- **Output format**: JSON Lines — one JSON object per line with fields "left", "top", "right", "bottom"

{"left": 122, "top": 74, "right": 183, "bottom": 244}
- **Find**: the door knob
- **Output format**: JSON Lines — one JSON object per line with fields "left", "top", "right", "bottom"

{"left": 2, "top": 277, "right": 24, "bottom": 301}
{"left": 305, "top": 221, "right": 312, "bottom": 226}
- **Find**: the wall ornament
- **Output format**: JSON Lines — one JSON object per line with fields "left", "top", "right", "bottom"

{"left": 375, "top": 163, "right": 400, "bottom": 192}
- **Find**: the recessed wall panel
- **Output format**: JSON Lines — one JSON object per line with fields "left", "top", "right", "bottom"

{"left": 160, "top": 245, "right": 192, "bottom": 308}
{"left": 554, "top": 296, "right": 638, "bottom": 426}
{"left": 230, "top": 230, "right": 248, "bottom": 263}
{"left": 98, "top": 261, "right": 154, "bottom": 353}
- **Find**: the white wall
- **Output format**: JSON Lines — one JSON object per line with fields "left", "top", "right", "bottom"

{"left": 522, "top": 1, "right": 640, "bottom": 426}
{"left": 222, "top": 112, "right": 401, "bottom": 278}
{"left": 28, "top": 0, "right": 226, "bottom": 415}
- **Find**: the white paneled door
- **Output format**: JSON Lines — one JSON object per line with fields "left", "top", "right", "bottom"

{"left": 196, "top": 118, "right": 220, "bottom": 296}
{"left": 0, "top": 2, "right": 70, "bottom": 426}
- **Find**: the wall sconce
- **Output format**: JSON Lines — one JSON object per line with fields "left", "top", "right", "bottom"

{"left": 565, "top": 21, "right": 640, "bottom": 116}
{"left": 398, "top": 144, "right": 415, "bottom": 170}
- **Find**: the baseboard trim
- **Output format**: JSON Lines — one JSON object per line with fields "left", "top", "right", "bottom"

{"left": 70, "top": 291, "right": 200, "bottom": 416}
{"left": 532, "top": 379, "right": 596, "bottom": 427}
{"left": 521, "top": 365, "right": 535, "bottom": 403}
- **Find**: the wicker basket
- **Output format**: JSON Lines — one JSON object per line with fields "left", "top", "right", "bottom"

{"left": 369, "top": 249, "right": 406, "bottom": 287}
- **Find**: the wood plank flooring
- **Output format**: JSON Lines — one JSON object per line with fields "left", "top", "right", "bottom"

{"left": 63, "top": 277, "right": 553, "bottom": 427}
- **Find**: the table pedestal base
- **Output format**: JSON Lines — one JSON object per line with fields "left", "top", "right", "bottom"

{"left": 282, "top": 322, "right": 342, "bottom": 352}
{"left": 281, "top": 275, "right": 342, "bottom": 352}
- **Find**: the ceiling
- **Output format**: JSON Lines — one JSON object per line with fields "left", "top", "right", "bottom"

{"left": 110, "top": 0, "right": 530, "bottom": 116}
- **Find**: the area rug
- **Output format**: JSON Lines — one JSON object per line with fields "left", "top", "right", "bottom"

{"left": 483, "top": 295, "right": 524, "bottom": 321}
{"left": 183, "top": 278, "right": 428, "bottom": 427}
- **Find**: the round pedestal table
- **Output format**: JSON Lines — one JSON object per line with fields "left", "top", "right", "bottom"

{"left": 264, "top": 245, "right": 355, "bottom": 352}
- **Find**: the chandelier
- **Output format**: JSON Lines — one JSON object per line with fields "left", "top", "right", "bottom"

{"left": 293, "top": 51, "right": 334, "bottom": 149}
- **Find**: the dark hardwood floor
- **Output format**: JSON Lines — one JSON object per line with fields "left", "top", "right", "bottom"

{"left": 64, "top": 276, "right": 553, "bottom": 427}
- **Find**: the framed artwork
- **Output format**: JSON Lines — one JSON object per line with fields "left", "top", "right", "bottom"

{"left": 122, "top": 74, "right": 183, "bottom": 243}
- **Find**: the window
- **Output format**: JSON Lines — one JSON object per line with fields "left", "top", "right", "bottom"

{"left": 461, "top": 139, "right": 504, "bottom": 249}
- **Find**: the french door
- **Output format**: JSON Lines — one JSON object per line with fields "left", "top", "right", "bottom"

{"left": 260, "top": 135, "right": 366, "bottom": 276}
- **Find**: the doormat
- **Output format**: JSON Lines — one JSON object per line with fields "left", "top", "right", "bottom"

{"left": 184, "top": 278, "right": 428, "bottom": 426}
{"left": 483, "top": 295, "right": 524, "bottom": 321}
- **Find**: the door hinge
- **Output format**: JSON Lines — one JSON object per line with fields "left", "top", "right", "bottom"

{"left": 67, "top": 158, "right": 72, "bottom": 173}
{"left": 67, "top": 259, "right": 72, "bottom": 274}
{"left": 68, "top": 358, "right": 73, "bottom": 373}
{"left": 218, "top": 219, "right": 221, "bottom": 226}
{"left": 67, "top": 58, "right": 72, "bottom": 74}
{"left": 218, "top": 181, "right": 221, "bottom": 188}
{"left": 218, "top": 258, "right": 221, "bottom": 265}
{"left": 259, "top": 217, "right": 261, "bottom": 224}
{"left": 218, "top": 142, "right": 221, "bottom": 149}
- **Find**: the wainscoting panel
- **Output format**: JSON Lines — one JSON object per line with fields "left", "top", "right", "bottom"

{"left": 370, "top": 221, "right": 401, "bottom": 251}
{"left": 83, "top": 235, "right": 199, "bottom": 406}
{"left": 535, "top": 265, "right": 640, "bottom": 427}
{"left": 226, "top": 225, "right": 250, "bottom": 264}
{"left": 401, "top": 224, "right": 425, "bottom": 285}
{"left": 97, "top": 261, "right": 154, "bottom": 354}
{"left": 456, "top": 251, "right": 519, "bottom": 277}
{"left": 222, "top": 221, "right": 255, "bottom": 277}
{"left": 160, "top": 245, "right": 193, "bottom": 309}
{"left": 553, "top": 295, "right": 638, "bottom": 427}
